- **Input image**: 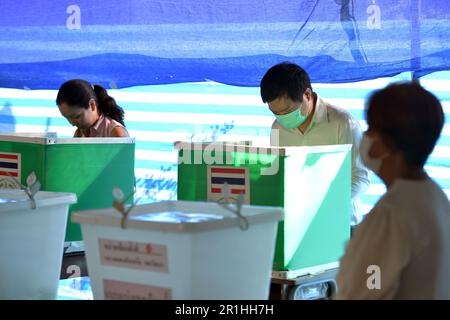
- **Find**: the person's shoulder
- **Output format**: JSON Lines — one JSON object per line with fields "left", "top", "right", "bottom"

{"left": 105, "top": 115, "right": 122, "bottom": 126}
{"left": 73, "top": 128, "right": 81, "bottom": 137}
{"left": 374, "top": 183, "right": 421, "bottom": 228}
{"left": 322, "top": 99, "right": 361, "bottom": 131}
{"left": 391, "top": 178, "right": 449, "bottom": 212}
{"left": 362, "top": 196, "right": 411, "bottom": 241}
{"left": 324, "top": 100, "right": 356, "bottom": 122}
{"left": 427, "top": 178, "right": 450, "bottom": 201}
{"left": 271, "top": 119, "right": 284, "bottom": 130}
{"left": 104, "top": 116, "right": 129, "bottom": 137}
{"left": 110, "top": 126, "right": 128, "bottom": 137}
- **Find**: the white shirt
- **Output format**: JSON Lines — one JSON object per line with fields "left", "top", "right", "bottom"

{"left": 335, "top": 177, "right": 450, "bottom": 299}
{"left": 270, "top": 94, "right": 370, "bottom": 225}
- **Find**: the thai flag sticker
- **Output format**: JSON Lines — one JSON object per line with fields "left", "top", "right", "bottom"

{"left": 0, "top": 152, "right": 21, "bottom": 189}
{"left": 207, "top": 166, "right": 250, "bottom": 204}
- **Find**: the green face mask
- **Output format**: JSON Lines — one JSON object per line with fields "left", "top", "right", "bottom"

{"left": 275, "top": 108, "right": 308, "bottom": 129}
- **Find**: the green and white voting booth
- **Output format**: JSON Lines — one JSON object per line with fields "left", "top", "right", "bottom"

{"left": 176, "top": 142, "right": 351, "bottom": 277}
{"left": 0, "top": 133, "right": 135, "bottom": 243}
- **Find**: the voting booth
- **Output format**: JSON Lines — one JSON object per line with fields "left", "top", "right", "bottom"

{"left": 0, "top": 133, "right": 135, "bottom": 242}
{"left": 176, "top": 142, "right": 351, "bottom": 277}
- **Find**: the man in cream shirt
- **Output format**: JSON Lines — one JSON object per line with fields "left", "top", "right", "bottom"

{"left": 260, "top": 62, "right": 370, "bottom": 227}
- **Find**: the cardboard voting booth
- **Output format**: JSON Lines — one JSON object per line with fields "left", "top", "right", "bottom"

{"left": 0, "top": 133, "right": 135, "bottom": 242}
{"left": 176, "top": 142, "right": 352, "bottom": 277}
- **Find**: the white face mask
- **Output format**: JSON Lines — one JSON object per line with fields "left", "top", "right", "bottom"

{"left": 359, "top": 133, "right": 389, "bottom": 174}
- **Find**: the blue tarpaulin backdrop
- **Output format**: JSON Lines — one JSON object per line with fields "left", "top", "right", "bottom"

{"left": 0, "top": 0, "right": 449, "bottom": 89}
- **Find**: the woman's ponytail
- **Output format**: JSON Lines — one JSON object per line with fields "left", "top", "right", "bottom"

{"left": 93, "top": 84, "right": 125, "bottom": 126}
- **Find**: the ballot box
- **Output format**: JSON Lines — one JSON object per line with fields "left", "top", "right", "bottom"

{"left": 176, "top": 142, "right": 351, "bottom": 276}
{"left": 0, "top": 133, "right": 135, "bottom": 242}
{"left": 73, "top": 200, "right": 283, "bottom": 299}
{"left": 0, "top": 189, "right": 77, "bottom": 299}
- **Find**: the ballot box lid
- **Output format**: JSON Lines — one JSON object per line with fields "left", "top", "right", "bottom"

{"left": 72, "top": 200, "right": 284, "bottom": 233}
{"left": 0, "top": 189, "right": 77, "bottom": 212}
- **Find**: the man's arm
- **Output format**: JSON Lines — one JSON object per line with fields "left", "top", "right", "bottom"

{"left": 339, "top": 116, "right": 370, "bottom": 199}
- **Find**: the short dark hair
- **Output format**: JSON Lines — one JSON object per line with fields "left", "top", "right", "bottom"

{"left": 260, "top": 62, "right": 312, "bottom": 103}
{"left": 366, "top": 82, "right": 444, "bottom": 167}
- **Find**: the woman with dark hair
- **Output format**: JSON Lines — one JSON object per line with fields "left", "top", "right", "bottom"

{"left": 335, "top": 82, "right": 450, "bottom": 299}
{"left": 56, "top": 79, "right": 129, "bottom": 137}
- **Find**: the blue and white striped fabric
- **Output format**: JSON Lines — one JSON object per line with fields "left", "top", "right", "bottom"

{"left": 0, "top": 72, "right": 449, "bottom": 213}
{"left": 1, "top": 0, "right": 449, "bottom": 88}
